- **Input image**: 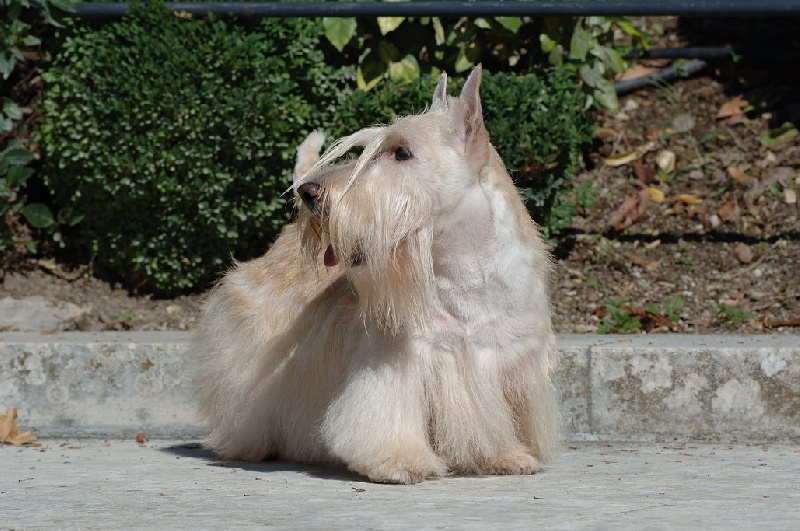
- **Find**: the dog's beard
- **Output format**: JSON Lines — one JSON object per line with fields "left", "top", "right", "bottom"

{"left": 295, "top": 126, "right": 441, "bottom": 335}
{"left": 299, "top": 185, "right": 436, "bottom": 336}
{"left": 343, "top": 227, "right": 435, "bottom": 335}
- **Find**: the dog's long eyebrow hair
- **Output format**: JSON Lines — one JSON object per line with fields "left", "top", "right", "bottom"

{"left": 296, "top": 126, "right": 391, "bottom": 197}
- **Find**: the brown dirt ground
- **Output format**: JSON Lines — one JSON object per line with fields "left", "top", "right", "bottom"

{"left": 1, "top": 17, "right": 798, "bottom": 335}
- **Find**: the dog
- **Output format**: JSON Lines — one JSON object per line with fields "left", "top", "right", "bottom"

{"left": 193, "top": 65, "right": 560, "bottom": 484}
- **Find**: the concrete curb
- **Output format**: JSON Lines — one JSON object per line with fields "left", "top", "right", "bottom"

{"left": 1, "top": 332, "right": 798, "bottom": 440}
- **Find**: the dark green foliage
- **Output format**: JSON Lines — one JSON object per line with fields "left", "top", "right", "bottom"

{"left": 2, "top": 0, "right": 74, "bottom": 254}
{"left": 41, "top": 5, "right": 350, "bottom": 293}
{"left": 322, "top": 14, "right": 640, "bottom": 112}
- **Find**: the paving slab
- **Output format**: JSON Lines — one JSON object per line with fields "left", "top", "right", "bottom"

{"left": 3, "top": 439, "right": 799, "bottom": 529}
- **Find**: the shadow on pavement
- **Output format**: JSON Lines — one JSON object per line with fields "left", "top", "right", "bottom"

{"left": 159, "top": 441, "right": 365, "bottom": 482}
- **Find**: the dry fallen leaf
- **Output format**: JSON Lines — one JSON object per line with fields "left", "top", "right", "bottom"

{"left": 648, "top": 187, "right": 666, "bottom": 203}
{"left": 632, "top": 160, "right": 655, "bottom": 183}
{"left": 644, "top": 126, "right": 662, "bottom": 140}
{"left": 593, "top": 127, "right": 618, "bottom": 140}
{"left": 687, "top": 204, "right": 708, "bottom": 219}
{"left": 616, "top": 64, "right": 658, "bottom": 82}
{"left": 785, "top": 188, "right": 797, "bottom": 204}
{"left": 763, "top": 317, "right": 800, "bottom": 328}
{"left": 728, "top": 165, "right": 752, "bottom": 184}
{"left": 605, "top": 149, "right": 642, "bottom": 167}
{"left": 0, "top": 408, "right": 38, "bottom": 447}
{"left": 716, "top": 95, "right": 748, "bottom": 119}
{"left": 604, "top": 141, "right": 657, "bottom": 167}
{"left": 609, "top": 188, "right": 650, "bottom": 230}
{"left": 678, "top": 194, "right": 703, "bottom": 206}
{"left": 37, "top": 258, "right": 89, "bottom": 281}
{"left": 717, "top": 196, "right": 743, "bottom": 223}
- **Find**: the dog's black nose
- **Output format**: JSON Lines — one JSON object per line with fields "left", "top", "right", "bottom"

{"left": 297, "top": 182, "right": 321, "bottom": 212}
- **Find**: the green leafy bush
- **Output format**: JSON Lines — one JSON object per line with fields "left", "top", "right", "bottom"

{"left": 323, "top": 14, "right": 643, "bottom": 112}
{"left": 2, "top": 0, "right": 73, "bottom": 81}
{"left": 479, "top": 70, "right": 593, "bottom": 232}
{"left": 1, "top": 0, "right": 74, "bottom": 256}
{"left": 597, "top": 298, "right": 643, "bottom": 334}
{"left": 539, "top": 16, "right": 637, "bottom": 111}
{"left": 41, "top": 5, "right": 350, "bottom": 293}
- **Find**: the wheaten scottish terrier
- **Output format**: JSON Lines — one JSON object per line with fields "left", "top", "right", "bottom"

{"left": 193, "top": 66, "right": 560, "bottom": 484}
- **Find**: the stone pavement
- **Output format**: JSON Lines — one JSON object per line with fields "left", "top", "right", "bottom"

{"left": 3, "top": 438, "right": 799, "bottom": 529}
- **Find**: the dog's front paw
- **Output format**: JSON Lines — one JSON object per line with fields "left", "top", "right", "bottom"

{"left": 483, "top": 449, "right": 540, "bottom": 476}
{"left": 366, "top": 456, "right": 444, "bottom": 485}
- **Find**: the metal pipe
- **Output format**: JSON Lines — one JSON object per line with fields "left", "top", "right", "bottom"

{"left": 70, "top": 1, "right": 800, "bottom": 20}
{"left": 627, "top": 47, "right": 737, "bottom": 60}
{"left": 613, "top": 59, "right": 708, "bottom": 95}
{"left": 626, "top": 47, "right": 799, "bottom": 61}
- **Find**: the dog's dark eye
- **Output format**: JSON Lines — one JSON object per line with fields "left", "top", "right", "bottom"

{"left": 394, "top": 146, "right": 412, "bottom": 161}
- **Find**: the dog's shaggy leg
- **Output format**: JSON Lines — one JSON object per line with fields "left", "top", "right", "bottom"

{"left": 366, "top": 452, "right": 445, "bottom": 485}
{"left": 480, "top": 444, "right": 540, "bottom": 476}
{"left": 320, "top": 339, "right": 445, "bottom": 484}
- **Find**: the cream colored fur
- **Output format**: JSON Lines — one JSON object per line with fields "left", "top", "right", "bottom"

{"left": 193, "top": 66, "right": 560, "bottom": 484}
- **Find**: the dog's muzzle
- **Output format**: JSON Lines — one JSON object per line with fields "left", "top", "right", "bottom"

{"left": 297, "top": 182, "right": 322, "bottom": 216}
{"left": 297, "top": 181, "right": 341, "bottom": 268}
{"left": 297, "top": 181, "right": 367, "bottom": 269}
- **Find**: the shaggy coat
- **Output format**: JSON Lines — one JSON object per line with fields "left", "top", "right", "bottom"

{"left": 193, "top": 66, "right": 560, "bottom": 484}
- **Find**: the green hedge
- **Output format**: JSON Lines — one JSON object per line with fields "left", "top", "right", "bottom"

{"left": 41, "top": 7, "right": 351, "bottom": 292}
{"left": 40, "top": 5, "right": 592, "bottom": 294}
{"left": 2, "top": 0, "right": 75, "bottom": 255}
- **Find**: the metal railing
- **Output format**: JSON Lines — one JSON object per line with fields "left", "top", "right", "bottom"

{"left": 70, "top": 1, "right": 800, "bottom": 20}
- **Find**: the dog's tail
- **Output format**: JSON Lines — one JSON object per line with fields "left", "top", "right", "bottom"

{"left": 293, "top": 131, "right": 326, "bottom": 183}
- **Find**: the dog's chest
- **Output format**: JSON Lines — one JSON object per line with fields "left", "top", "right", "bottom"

{"left": 430, "top": 249, "right": 541, "bottom": 355}
{"left": 427, "top": 181, "right": 546, "bottom": 353}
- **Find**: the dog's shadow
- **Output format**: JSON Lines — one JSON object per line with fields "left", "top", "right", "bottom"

{"left": 160, "top": 442, "right": 365, "bottom": 482}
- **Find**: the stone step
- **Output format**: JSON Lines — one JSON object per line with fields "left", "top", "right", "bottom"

{"left": 1, "top": 332, "right": 798, "bottom": 440}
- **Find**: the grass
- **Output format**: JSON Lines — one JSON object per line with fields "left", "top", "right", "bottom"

{"left": 597, "top": 295, "right": 685, "bottom": 334}
{"left": 715, "top": 304, "right": 752, "bottom": 326}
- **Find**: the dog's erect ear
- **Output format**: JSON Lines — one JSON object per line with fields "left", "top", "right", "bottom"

{"left": 456, "top": 64, "right": 489, "bottom": 168}
{"left": 431, "top": 71, "right": 448, "bottom": 111}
